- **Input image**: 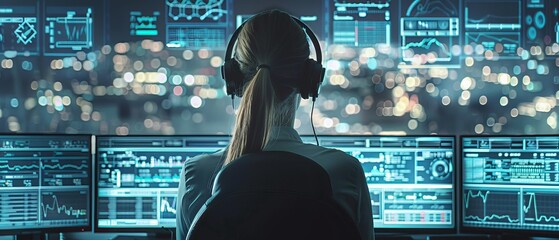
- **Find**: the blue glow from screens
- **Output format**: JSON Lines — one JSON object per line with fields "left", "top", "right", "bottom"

{"left": 303, "top": 135, "right": 456, "bottom": 229}
{"left": 462, "top": 136, "right": 559, "bottom": 232}
{"left": 95, "top": 136, "right": 228, "bottom": 229}
{"left": 0, "top": 135, "right": 91, "bottom": 231}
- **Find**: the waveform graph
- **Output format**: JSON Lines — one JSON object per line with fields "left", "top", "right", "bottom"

{"left": 0, "top": 159, "right": 40, "bottom": 187}
{"left": 41, "top": 158, "right": 90, "bottom": 187}
{"left": 464, "top": 0, "right": 521, "bottom": 58}
{"left": 523, "top": 192, "right": 559, "bottom": 227}
{"left": 166, "top": 0, "right": 227, "bottom": 23}
{"left": 44, "top": 7, "right": 93, "bottom": 55}
{"left": 165, "top": 0, "right": 228, "bottom": 49}
{"left": 402, "top": 34, "right": 458, "bottom": 65}
{"left": 401, "top": 35, "right": 456, "bottom": 65}
{"left": 399, "top": 17, "right": 460, "bottom": 68}
{"left": 463, "top": 189, "right": 521, "bottom": 226}
{"left": 128, "top": 151, "right": 184, "bottom": 188}
{"left": 130, "top": 11, "right": 160, "bottom": 37}
{"left": 40, "top": 190, "right": 88, "bottom": 223}
{"left": 0, "top": 192, "right": 39, "bottom": 227}
{"left": 465, "top": 32, "right": 520, "bottom": 56}
{"left": 136, "top": 167, "right": 181, "bottom": 188}
{"left": 401, "top": 0, "right": 458, "bottom": 18}
{"left": 160, "top": 196, "right": 177, "bottom": 219}
{"left": 400, "top": 0, "right": 460, "bottom": 68}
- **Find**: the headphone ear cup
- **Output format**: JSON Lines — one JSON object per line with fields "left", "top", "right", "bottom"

{"left": 302, "top": 59, "right": 325, "bottom": 100}
{"left": 222, "top": 60, "right": 245, "bottom": 97}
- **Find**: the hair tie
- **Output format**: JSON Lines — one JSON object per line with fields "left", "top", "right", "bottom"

{"left": 257, "top": 64, "right": 271, "bottom": 71}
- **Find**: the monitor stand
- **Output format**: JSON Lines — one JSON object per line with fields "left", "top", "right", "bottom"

{"left": 113, "top": 231, "right": 173, "bottom": 240}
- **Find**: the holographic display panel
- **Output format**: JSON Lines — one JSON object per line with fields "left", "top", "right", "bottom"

{"left": 0, "top": 135, "right": 91, "bottom": 231}
{"left": 165, "top": 0, "right": 229, "bottom": 49}
{"left": 524, "top": 0, "right": 559, "bottom": 50}
{"left": 399, "top": 0, "right": 461, "bottom": 68}
{"left": 462, "top": 136, "right": 559, "bottom": 232}
{"left": 107, "top": 0, "right": 165, "bottom": 44}
{"left": 0, "top": 0, "right": 39, "bottom": 55}
{"left": 95, "top": 136, "right": 228, "bottom": 229}
{"left": 331, "top": 0, "right": 392, "bottom": 47}
{"left": 464, "top": 0, "right": 521, "bottom": 58}
{"left": 44, "top": 2, "right": 95, "bottom": 56}
{"left": 233, "top": 0, "right": 326, "bottom": 41}
{"left": 307, "top": 136, "right": 456, "bottom": 229}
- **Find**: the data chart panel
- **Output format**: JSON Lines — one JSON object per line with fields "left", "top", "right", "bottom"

{"left": 44, "top": 4, "right": 93, "bottom": 55}
{"left": 331, "top": 0, "right": 392, "bottom": 47}
{"left": 310, "top": 136, "right": 456, "bottom": 229}
{"left": 462, "top": 136, "right": 559, "bottom": 232}
{"left": 399, "top": 0, "right": 460, "bottom": 68}
{"left": 0, "top": 0, "right": 39, "bottom": 55}
{"left": 0, "top": 135, "right": 91, "bottom": 231}
{"left": 107, "top": 0, "right": 165, "bottom": 43}
{"left": 165, "top": 0, "right": 229, "bottom": 49}
{"left": 96, "top": 135, "right": 229, "bottom": 229}
{"left": 464, "top": 0, "right": 521, "bottom": 58}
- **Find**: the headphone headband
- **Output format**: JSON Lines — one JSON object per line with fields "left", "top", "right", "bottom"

{"left": 221, "top": 13, "right": 325, "bottom": 100}
{"left": 224, "top": 16, "right": 323, "bottom": 66}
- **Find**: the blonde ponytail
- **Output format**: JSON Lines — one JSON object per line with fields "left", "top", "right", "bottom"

{"left": 224, "top": 10, "right": 309, "bottom": 164}
{"left": 225, "top": 68, "right": 276, "bottom": 164}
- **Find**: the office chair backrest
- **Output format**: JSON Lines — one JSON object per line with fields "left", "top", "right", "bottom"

{"left": 186, "top": 151, "right": 361, "bottom": 240}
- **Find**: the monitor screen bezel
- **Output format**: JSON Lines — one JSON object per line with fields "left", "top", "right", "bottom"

{"left": 0, "top": 133, "right": 93, "bottom": 235}
{"left": 302, "top": 134, "right": 458, "bottom": 234}
{"left": 93, "top": 134, "right": 229, "bottom": 233}
{"left": 459, "top": 134, "right": 559, "bottom": 237}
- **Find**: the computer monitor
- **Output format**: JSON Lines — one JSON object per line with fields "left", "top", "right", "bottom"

{"left": 461, "top": 135, "right": 559, "bottom": 235}
{"left": 0, "top": 134, "right": 92, "bottom": 234}
{"left": 94, "top": 135, "right": 229, "bottom": 231}
{"left": 303, "top": 135, "right": 456, "bottom": 232}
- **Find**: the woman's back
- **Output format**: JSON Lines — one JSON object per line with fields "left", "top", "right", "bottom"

{"left": 176, "top": 127, "right": 373, "bottom": 240}
{"left": 177, "top": 10, "right": 373, "bottom": 240}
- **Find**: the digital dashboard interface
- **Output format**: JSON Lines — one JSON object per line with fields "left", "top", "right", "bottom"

{"left": 332, "top": 0, "right": 392, "bottom": 47}
{"left": 95, "top": 136, "right": 228, "bottom": 229}
{"left": 0, "top": 135, "right": 91, "bottom": 231}
{"left": 462, "top": 136, "right": 559, "bottom": 232}
{"left": 310, "top": 136, "right": 455, "bottom": 229}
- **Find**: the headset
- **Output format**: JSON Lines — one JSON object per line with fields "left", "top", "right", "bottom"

{"left": 221, "top": 15, "right": 325, "bottom": 101}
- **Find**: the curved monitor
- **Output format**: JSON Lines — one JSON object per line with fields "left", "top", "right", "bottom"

{"left": 0, "top": 134, "right": 92, "bottom": 234}
{"left": 303, "top": 135, "right": 456, "bottom": 233}
{"left": 461, "top": 135, "right": 559, "bottom": 236}
{"left": 94, "top": 135, "right": 229, "bottom": 232}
